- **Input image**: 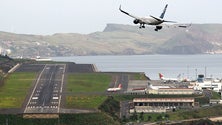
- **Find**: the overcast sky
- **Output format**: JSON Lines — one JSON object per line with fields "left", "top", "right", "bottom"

{"left": 0, "top": 0, "right": 221, "bottom": 35}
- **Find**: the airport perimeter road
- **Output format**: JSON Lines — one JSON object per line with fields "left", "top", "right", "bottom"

{"left": 120, "top": 101, "right": 130, "bottom": 119}
{"left": 24, "top": 64, "right": 66, "bottom": 114}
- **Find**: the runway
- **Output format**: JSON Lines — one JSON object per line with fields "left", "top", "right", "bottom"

{"left": 24, "top": 64, "right": 66, "bottom": 114}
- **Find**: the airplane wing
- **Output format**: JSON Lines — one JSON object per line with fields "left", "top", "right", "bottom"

{"left": 156, "top": 23, "right": 191, "bottom": 28}
{"left": 178, "top": 23, "right": 192, "bottom": 28}
{"left": 119, "top": 5, "right": 140, "bottom": 20}
{"left": 150, "top": 15, "right": 162, "bottom": 22}
{"left": 150, "top": 15, "right": 177, "bottom": 23}
{"left": 153, "top": 23, "right": 191, "bottom": 31}
{"left": 164, "top": 20, "right": 177, "bottom": 23}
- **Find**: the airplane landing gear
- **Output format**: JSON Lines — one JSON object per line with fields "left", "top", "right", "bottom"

{"left": 139, "top": 24, "right": 145, "bottom": 29}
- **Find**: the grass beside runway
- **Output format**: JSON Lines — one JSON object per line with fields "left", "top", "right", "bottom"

{"left": 0, "top": 72, "right": 36, "bottom": 108}
{"left": 66, "top": 73, "right": 111, "bottom": 109}
{"left": 133, "top": 73, "right": 148, "bottom": 80}
{"left": 67, "top": 73, "right": 111, "bottom": 93}
{"left": 66, "top": 73, "right": 148, "bottom": 109}
{"left": 66, "top": 95, "right": 107, "bottom": 109}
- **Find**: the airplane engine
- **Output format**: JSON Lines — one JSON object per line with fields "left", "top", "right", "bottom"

{"left": 155, "top": 26, "right": 162, "bottom": 31}
{"left": 133, "top": 19, "right": 139, "bottom": 24}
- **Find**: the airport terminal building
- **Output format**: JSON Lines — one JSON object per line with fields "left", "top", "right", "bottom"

{"left": 130, "top": 98, "right": 195, "bottom": 113}
{"left": 157, "top": 88, "right": 194, "bottom": 95}
{"left": 148, "top": 87, "right": 194, "bottom": 95}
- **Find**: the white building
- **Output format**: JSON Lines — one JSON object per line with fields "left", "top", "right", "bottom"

{"left": 194, "top": 75, "right": 222, "bottom": 92}
{"left": 148, "top": 85, "right": 194, "bottom": 95}
{"left": 195, "top": 79, "right": 222, "bottom": 92}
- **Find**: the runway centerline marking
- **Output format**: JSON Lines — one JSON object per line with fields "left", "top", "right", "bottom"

{"left": 24, "top": 65, "right": 47, "bottom": 113}
{"left": 24, "top": 64, "right": 66, "bottom": 114}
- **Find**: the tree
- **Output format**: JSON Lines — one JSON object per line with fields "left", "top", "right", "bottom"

{"left": 156, "top": 115, "right": 162, "bottom": 121}
{"left": 121, "top": 116, "right": 127, "bottom": 123}
{"left": 131, "top": 110, "right": 138, "bottom": 121}
{"left": 147, "top": 115, "right": 152, "bottom": 121}
{"left": 165, "top": 114, "right": 169, "bottom": 120}
{"left": 139, "top": 112, "right": 144, "bottom": 121}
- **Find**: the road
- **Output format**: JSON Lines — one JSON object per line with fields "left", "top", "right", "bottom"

{"left": 120, "top": 101, "right": 130, "bottom": 119}
{"left": 24, "top": 64, "right": 66, "bottom": 114}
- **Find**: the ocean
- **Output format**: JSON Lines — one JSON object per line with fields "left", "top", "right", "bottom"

{"left": 51, "top": 54, "right": 222, "bottom": 80}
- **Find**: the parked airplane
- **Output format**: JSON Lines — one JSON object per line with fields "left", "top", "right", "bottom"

{"left": 159, "top": 73, "right": 190, "bottom": 82}
{"left": 119, "top": 4, "right": 190, "bottom": 31}
{"left": 159, "top": 73, "right": 178, "bottom": 82}
{"left": 107, "top": 84, "right": 122, "bottom": 92}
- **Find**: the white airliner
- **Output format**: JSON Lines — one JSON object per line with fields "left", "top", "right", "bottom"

{"left": 119, "top": 4, "right": 190, "bottom": 31}
{"left": 159, "top": 73, "right": 179, "bottom": 82}
{"left": 159, "top": 73, "right": 190, "bottom": 82}
{"left": 107, "top": 84, "right": 122, "bottom": 92}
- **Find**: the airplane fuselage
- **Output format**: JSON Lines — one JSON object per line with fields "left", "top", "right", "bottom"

{"left": 107, "top": 87, "right": 121, "bottom": 92}
{"left": 140, "top": 17, "right": 164, "bottom": 25}
{"left": 107, "top": 84, "right": 122, "bottom": 92}
{"left": 159, "top": 73, "right": 178, "bottom": 82}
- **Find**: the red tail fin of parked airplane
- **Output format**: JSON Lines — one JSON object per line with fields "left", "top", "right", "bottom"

{"left": 118, "top": 84, "right": 122, "bottom": 88}
{"left": 159, "top": 73, "right": 164, "bottom": 79}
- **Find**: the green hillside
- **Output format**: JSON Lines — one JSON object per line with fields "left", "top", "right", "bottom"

{"left": 1, "top": 24, "right": 222, "bottom": 57}
{"left": 0, "top": 55, "right": 16, "bottom": 83}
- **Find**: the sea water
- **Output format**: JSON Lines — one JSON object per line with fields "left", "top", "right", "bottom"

{"left": 51, "top": 54, "right": 222, "bottom": 80}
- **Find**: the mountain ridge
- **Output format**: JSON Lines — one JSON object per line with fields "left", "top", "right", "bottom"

{"left": 0, "top": 23, "right": 222, "bottom": 57}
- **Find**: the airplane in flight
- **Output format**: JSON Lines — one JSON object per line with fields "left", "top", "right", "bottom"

{"left": 107, "top": 84, "right": 122, "bottom": 92}
{"left": 119, "top": 4, "right": 190, "bottom": 31}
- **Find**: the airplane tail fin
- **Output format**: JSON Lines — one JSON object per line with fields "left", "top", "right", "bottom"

{"left": 159, "top": 73, "right": 164, "bottom": 79}
{"left": 159, "top": 4, "right": 168, "bottom": 19}
{"left": 118, "top": 84, "right": 122, "bottom": 88}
